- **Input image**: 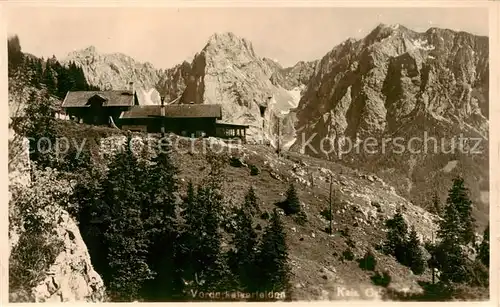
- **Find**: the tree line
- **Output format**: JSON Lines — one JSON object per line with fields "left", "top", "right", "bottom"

{"left": 9, "top": 89, "right": 293, "bottom": 302}
{"left": 69, "top": 138, "right": 291, "bottom": 302}
{"left": 8, "top": 34, "right": 100, "bottom": 100}
{"left": 382, "top": 176, "right": 489, "bottom": 299}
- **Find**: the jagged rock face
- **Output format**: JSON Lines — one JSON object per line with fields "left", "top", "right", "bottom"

{"left": 271, "top": 60, "right": 318, "bottom": 91}
{"left": 291, "top": 24, "right": 489, "bottom": 219}
{"left": 295, "top": 24, "right": 487, "bottom": 142}
{"left": 8, "top": 134, "right": 106, "bottom": 302}
{"left": 156, "top": 32, "right": 313, "bottom": 143}
{"left": 31, "top": 209, "right": 106, "bottom": 303}
{"left": 9, "top": 204, "right": 107, "bottom": 303}
{"left": 66, "top": 35, "right": 316, "bottom": 144}
{"left": 63, "top": 46, "right": 162, "bottom": 105}
{"left": 156, "top": 61, "right": 191, "bottom": 103}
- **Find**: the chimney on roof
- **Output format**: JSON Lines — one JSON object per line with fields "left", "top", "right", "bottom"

{"left": 128, "top": 81, "right": 134, "bottom": 92}
{"left": 160, "top": 96, "right": 165, "bottom": 136}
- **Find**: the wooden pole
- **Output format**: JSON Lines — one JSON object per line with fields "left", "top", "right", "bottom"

{"left": 329, "top": 174, "right": 333, "bottom": 235}
{"left": 431, "top": 231, "right": 435, "bottom": 284}
{"left": 277, "top": 117, "right": 281, "bottom": 156}
{"left": 160, "top": 96, "right": 165, "bottom": 138}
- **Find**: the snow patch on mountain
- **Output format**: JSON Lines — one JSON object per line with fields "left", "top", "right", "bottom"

{"left": 287, "top": 86, "right": 303, "bottom": 108}
{"left": 412, "top": 38, "right": 435, "bottom": 50}
{"left": 441, "top": 160, "right": 458, "bottom": 173}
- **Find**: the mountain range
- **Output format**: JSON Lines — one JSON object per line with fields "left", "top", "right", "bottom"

{"left": 63, "top": 32, "right": 315, "bottom": 145}
{"left": 8, "top": 22, "right": 490, "bottom": 302}
{"left": 62, "top": 23, "right": 489, "bottom": 223}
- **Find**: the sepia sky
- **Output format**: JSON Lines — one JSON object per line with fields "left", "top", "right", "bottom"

{"left": 5, "top": 6, "right": 489, "bottom": 69}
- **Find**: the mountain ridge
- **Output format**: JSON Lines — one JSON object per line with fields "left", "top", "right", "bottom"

{"left": 62, "top": 26, "right": 489, "bottom": 221}
{"left": 7, "top": 22, "right": 490, "bottom": 302}
{"left": 290, "top": 24, "right": 488, "bottom": 225}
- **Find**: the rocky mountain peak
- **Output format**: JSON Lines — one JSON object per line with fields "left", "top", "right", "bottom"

{"left": 204, "top": 31, "right": 256, "bottom": 58}
{"left": 291, "top": 24, "right": 488, "bottom": 217}
{"left": 83, "top": 45, "right": 97, "bottom": 53}
{"left": 374, "top": 22, "right": 405, "bottom": 31}
{"left": 63, "top": 46, "right": 162, "bottom": 98}
{"left": 155, "top": 31, "right": 312, "bottom": 144}
{"left": 362, "top": 23, "right": 416, "bottom": 47}
{"left": 71, "top": 45, "right": 97, "bottom": 55}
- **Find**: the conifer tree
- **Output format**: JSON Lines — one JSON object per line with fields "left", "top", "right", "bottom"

{"left": 168, "top": 181, "right": 198, "bottom": 299}
{"left": 74, "top": 63, "right": 89, "bottom": 90}
{"left": 42, "top": 63, "right": 56, "bottom": 93}
{"left": 478, "top": 224, "right": 489, "bottom": 268}
{"left": 426, "top": 177, "right": 479, "bottom": 286}
{"left": 446, "top": 177, "right": 475, "bottom": 245}
{"left": 144, "top": 143, "right": 178, "bottom": 220}
{"left": 434, "top": 201, "right": 469, "bottom": 284}
{"left": 94, "top": 137, "right": 154, "bottom": 301}
{"left": 406, "top": 226, "right": 426, "bottom": 275}
{"left": 284, "top": 183, "right": 301, "bottom": 215}
{"left": 430, "top": 192, "right": 442, "bottom": 216}
{"left": 358, "top": 249, "right": 377, "bottom": 271}
{"left": 17, "top": 90, "right": 58, "bottom": 169}
{"left": 255, "top": 209, "right": 290, "bottom": 296}
{"left": 180, "top": 181, "right": 196, "bottom": 218}
{"left": 243, "top": 186, "right": 260, "bottom": 216}
{"left": 177, "top": 182, "right": 202, "bottom": 293}
{"left": 26, "top": 58, "right": 44, "bottom": 89}
{"left": 26, "top": 57, "right": 38, "bottom": 86}
{"left": 383, "top": 208, "right": 409, "bottom": 265}
{"left": 229, "top": 207, "right": 258, "bottom": 292}
{"left": 56, "top": 66, "right": 75, "bottom": 98}
{"left": 194, "top": 183, "right": 229, "bottom": 291}
{"left": 33, "top": 59, "right": 43, "bottom": 88}
{"left": 177, "top": 172, "right": 230, "bottom": 296}
{"left": 8, "top": 35, "right": 24, "bottom": 73}
{"left": 141, "top": 144, "right": 180, "bottom": 300}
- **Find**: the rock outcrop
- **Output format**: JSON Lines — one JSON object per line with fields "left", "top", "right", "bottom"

{"left": 155, "top": 32, "right": 313, "bottom": 144}
{"left": 290, "top": 24, "right": 489, "bottom": 219}
{"left": 30, "top": 209, "right": 106, "bottom": 302}
{"left": 270, "top": 59, "right": 318, "bottom": 91}
{"left": 8, "top": 128, "right": 106, "bottom": 302}
{"left": 63, "top": 46, "right": 162, "bottom": 105}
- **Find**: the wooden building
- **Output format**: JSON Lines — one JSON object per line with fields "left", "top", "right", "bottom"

{"left": 215, "top": 122, "right": 248, "bottom": 139}
{"left": 61, "top": 90, "right": 139, "bottom": 125}
{"left": 119, "top": 104, "right": 222, "bottom": 136}
{"left": 119, "top": 103, "right": 249, "bottom": 140}
{"left": 61, "top": 89, "right": 249, "bottom": 140}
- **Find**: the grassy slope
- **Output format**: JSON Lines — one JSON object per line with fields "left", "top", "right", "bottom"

{"left": 55, "top": 121, "right": 487, "bottom": 301}
{"left": 171, "top": 141, "right": 435, "bottom": 300}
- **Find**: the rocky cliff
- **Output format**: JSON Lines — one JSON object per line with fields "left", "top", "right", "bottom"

{"left": 30, "top": 208, "right": 106, "bottom": 303}
{"left": 155, "top": 32, "right": 314, "bottom": 144}
{"left": 63, "top": 46, "right": 162, "bottom": 105}
{"left": 270, "top": 59, "right": 318, "bottom": 91}
{"left": 8, "top": 77, "right": 106, "bottom": 302}
{"left": 66, "top": 34, "right": 317, "bottom": 145}
{"left": 291, "top": 24, "right": 489, "bottom": 222}
{"left": 8, "top": 131, "right": 106, "bottom": 302}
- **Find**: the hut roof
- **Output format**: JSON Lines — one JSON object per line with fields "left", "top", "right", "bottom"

{"left": 119, "top": 104, "right": 222, "bottom": 119}
{"left": 62, "top": 90, "right": 136, "bottom": 107}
